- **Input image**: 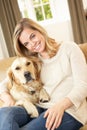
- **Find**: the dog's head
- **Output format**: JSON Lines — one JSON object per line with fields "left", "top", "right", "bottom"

{"left": 7, "top": 57, "right": 41, "bottom": 85}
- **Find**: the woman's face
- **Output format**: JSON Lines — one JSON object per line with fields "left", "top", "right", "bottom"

{"left": 19, "top": 28, "right": 46, "bottom": 55}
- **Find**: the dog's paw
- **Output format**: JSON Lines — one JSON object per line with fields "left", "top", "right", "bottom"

{"left": 39, "top": 89, "right": 50, "bottom": 103}
{"left": 15, "top": 100, "right": 39, "bottom": 117}
{"left": 15, "top": 100, "right": 24, "bottom": 106}
{"left": 25, "top": 103, "right": 39, "bottom": 118}
{"left": 29, "top": 108, "right": 39, "bottom": 118}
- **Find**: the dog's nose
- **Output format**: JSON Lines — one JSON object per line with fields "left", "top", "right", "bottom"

{"left": 30, "top": 90, "right": 36, "bottom": 95}
{"left": 24, "top": 71, "right": 33, "bottom": 82}
{"left": 24, "top": 71, "right": 30, "bottom": 78}
{"left": 24, "top": 71, "right": 32, "bottom": 81}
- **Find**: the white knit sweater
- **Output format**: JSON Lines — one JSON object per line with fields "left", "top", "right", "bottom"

{"left": 38, "top": 41, "right": 87, "bottom": 125}
{"left": 0, "top": 41, "right": 87, "bottom": 124}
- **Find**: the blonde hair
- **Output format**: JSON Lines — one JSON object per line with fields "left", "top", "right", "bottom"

{"left": 13, "top": 18, "right": 59, "bottom": 58}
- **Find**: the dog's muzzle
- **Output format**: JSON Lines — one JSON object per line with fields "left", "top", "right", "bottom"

{"left": 24, "top": 71, "right": 33, "bottom": 82}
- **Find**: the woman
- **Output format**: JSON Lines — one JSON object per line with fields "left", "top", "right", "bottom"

{"left": 0, "top": 18, "right": 87, "bottom": 130}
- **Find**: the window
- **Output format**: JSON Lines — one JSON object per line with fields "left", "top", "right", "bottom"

{"left": 33, "top": 0, "right": 52, "bottom": 21}
{"left": 17, "top": 0, "right": 70, "bottom": 25}
{"left": 17, "top": 0, "right": 53, "bottom": 22}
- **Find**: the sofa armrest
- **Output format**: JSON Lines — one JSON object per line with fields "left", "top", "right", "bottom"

{"left": 0, "top": 57, "right": 16, "bottom": 81}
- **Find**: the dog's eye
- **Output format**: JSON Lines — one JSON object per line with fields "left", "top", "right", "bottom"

{"left": 26, "top": 62, "right": 31, "bottom": 66}
{"left": 15, "top": 66, "right": 20, "bottom": 70}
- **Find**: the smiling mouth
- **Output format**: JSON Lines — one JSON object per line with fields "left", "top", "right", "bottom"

{"left": 34, "top": 43, "right": 41, "bottom": 51}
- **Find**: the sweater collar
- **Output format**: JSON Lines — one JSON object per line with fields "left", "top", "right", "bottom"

{"left": 38, "top": 44, "right": 63, "bottom": 64}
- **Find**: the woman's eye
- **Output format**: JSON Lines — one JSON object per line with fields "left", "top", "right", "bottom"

{"left": 31, "top": 34, "right": 35, "bottom": 39}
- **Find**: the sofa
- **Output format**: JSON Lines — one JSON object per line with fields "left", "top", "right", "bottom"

{"left": 0, "top": 43, "right": 87, "bottom": 130}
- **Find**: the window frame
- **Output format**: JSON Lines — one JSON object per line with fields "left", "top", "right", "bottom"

{"left": 17, "top": 0, "right": 56, "bottom": 25}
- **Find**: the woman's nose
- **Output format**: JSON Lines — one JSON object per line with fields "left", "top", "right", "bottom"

{"left": 30, "top": 41, "right": 35, "bottom": 47}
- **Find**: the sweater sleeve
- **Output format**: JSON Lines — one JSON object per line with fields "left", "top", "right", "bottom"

{"left": 0, "top": 77, "right": 8, "bottom": 94}
{"left": 66, "top": 42, "right": 87, "bottom": 109}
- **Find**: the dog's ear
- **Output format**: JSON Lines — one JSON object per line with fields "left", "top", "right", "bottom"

{"left": 33, "top": 61, "right": 41, "bottom": 79}
{"left": 29, "top": 56, "right": 42, "bottom": 73}
{"left": 28, "top": 56, "right": 42, "bottom": 79}
{"left": 33, "top": 61, "right": 41, "bottom": 73}
{"left": 7, "top": 68, "right": 14, "bottom": 89}
{"left": 7, "top": 68, "right": 13, "bottom": 80}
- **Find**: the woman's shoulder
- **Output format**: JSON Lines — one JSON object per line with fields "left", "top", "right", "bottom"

{"left": 59, "top": 41, "right": 79, "bottom": 51}
{"left": 60, "top": 41, "right": 78, "bottom": 47}
{"left": 58, "top": 41, "right": 82, "bottom": 58}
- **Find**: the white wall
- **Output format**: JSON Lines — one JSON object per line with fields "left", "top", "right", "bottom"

{"left": 42, "top": 0, "right": 74, "bottom": 42}
{"left": 44, "top": 21, "right": 74, "bottom": 42}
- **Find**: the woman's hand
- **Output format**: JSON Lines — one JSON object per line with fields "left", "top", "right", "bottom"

{"left": 44, "top": 98, "right": 73, "bottom": 130}
{"left": 44, "top": 102, "right": 64, "bottom": 130}
{"left": 0, "top": 91, "right": 15, "bottom": 107}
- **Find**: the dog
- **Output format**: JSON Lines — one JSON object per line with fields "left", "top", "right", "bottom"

{"left": 0, "top": 57, "right": 50, "bottom": 117}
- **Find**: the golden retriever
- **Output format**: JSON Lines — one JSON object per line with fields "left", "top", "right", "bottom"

{"left": 1, "top": 57, "right": 50, "bottom": 117}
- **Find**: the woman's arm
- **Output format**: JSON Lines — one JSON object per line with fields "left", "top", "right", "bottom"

{"left": 0, "top": 77, "right": 15, "bottom": 106}
{"left": 66, "top": 42, "right": 87, "bottom": 109}
{"left": 0, "top": 77, "right": 8, "bottom": 94}
{"left": 0, "top": 91, "right": 15, "bottom": 107}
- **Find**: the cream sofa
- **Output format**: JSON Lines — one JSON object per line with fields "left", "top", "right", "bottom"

{"left": 0, "top": 43, "right": 87, "bottom": 130}
{"left": 0, "top": 57, "right": 16, "bottom": 81}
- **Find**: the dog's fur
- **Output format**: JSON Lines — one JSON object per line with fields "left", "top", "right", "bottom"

{"left": 0, "top": 57, "right": 50, "bottom": 117}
